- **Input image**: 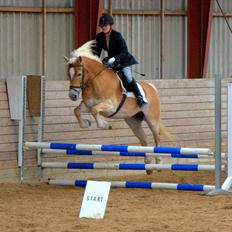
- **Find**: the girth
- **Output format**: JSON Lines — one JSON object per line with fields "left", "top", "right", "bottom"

{"left": 107, "top": 93, "right": 127, "bottom": 118}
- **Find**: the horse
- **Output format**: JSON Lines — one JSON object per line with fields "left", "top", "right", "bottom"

{"left": 64, "top": 40, "right": 167, "bottom": 174}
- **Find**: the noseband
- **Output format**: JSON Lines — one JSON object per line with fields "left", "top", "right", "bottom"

{"left": 69, "top": 63, "right": 86, "bottom": 90}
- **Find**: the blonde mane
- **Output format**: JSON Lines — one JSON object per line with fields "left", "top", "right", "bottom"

{"left": 69, "top": 40, "right": 102, "bottom": 64}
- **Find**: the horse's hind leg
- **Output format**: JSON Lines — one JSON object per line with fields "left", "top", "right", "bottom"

{"left": 144, "top": 116, "right": 161, "bottom": 166}
{"left": 125, "top": 117, "right": 147, "bottom": 146}
{"left": 146, "top": 119, "right": 160, "bottom": 147}
{"left": 125, "top": 117, "right": 153, "bottom": 175}
{"left": 144, "top": 83, "right": 161, "bottom": 147}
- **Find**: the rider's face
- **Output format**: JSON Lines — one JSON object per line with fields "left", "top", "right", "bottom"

{"left": 100, "top": 24, "right": 111, "bottom": 34}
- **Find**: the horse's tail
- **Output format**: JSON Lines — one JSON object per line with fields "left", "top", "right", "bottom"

{"left": 159, "top": 121, "right": 177, "bottom": 146}
{"left": 147, "top": 82, "right": 177, "bottom": 145}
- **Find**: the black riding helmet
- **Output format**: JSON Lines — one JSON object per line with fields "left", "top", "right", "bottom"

{"left": 99, "top": 13, "right": 114, "bottom": 26}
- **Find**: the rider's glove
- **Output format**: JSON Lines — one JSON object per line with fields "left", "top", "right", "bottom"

{"left": 108, "top": 57, "right": 116, "bottom": 65}
{"left": 105, "top": 57, "right": 120, "bottom": 70}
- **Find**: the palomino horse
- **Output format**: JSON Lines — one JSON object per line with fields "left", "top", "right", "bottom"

{"left": 64, "top": 41, "right": 165, "bottom": 174}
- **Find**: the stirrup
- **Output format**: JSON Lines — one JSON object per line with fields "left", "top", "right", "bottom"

{"left": 137, "top": 96, "right": 147, "bottom": 107}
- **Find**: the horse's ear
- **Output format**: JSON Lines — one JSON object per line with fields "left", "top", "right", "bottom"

{"left": 63, "top": 56, "right": 69, "bottom": 62}
{"left": 79, "top": 56, "right": 82, "bottom": 63}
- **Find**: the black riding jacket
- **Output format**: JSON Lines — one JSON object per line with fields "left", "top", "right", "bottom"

{"left": 94, "top": 29, "right": 138, "bottom": 67}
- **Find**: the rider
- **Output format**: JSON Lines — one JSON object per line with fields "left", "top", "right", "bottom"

{"left": 93, "top": 13, "right": 147, "bottom": 108}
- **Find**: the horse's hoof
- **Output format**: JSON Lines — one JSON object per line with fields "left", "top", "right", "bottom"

{"left": 144, "top": 157, "right": 153, "bottom": 175}
{"left": 146, "top": 170, "right": 153, "bottom": 175}
{"left": 87, "top": 119, "right": 91, "bottom": 127}
{"left": 98, "top": 122, "right": 112, "bottom": 130}
{"left": 80, "top": 119, "right": 91, "bottom": 128}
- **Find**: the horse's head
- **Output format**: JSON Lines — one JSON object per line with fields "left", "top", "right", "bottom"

{"left": 64, "top": 40, "right": 102, "bottom": 101}
{"left": 64, "top": 56, "right": 87, "bottom": 101}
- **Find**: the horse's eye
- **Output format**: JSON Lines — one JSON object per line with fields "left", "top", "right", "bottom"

{"left": 77, "top": 72, "right": 82, "bottom": 77}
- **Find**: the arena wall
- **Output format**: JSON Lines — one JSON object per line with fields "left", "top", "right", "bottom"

{"left": 0, "top": 78, "right": 229, "bottom": 182}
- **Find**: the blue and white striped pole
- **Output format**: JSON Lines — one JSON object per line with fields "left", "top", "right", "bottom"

{"left": 48, "top": 179, "right": 215, "bottom": 192}
{"left": 41, "top": 162, "right": 222, "bottom": 171}
{"left": 42, "top": 148, "right": 218, "bottom": 159}
{"left": 25, "top": 141, "right": 211, "bottom": 155}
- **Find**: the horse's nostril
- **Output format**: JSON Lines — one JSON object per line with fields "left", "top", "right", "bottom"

{"left": 69, "top": 92, "right": 78, "bottom": 101}
{"left": 69, "top": 86, "right": 81, "bottom": 101}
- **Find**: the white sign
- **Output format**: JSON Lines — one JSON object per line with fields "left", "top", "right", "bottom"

{"left": 79, "top": 180, "right": 111, "bottom": 219}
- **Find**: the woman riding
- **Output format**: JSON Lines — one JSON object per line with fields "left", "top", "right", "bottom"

{"left": 93, "top": 13, "right": 147, "bottom": 108}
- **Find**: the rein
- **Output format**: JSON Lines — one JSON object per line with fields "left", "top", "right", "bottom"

{"left": 90, "top": 66, "right": 107, "bottom": 83}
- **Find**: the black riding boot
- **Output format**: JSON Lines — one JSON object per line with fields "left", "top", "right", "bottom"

{"left": 130, "top": 79, "right": 147, "bottom": 107}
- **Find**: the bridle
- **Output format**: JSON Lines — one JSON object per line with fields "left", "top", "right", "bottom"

{"left": 69, "top": 60, "right": 107, "bottom": 91}
{"left": 69, "top": 63, "right": 86, "bottom": 90}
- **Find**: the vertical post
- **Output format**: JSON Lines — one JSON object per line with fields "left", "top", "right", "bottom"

{"left": 214, "top": 75, "right": 221, "bottom": 189}
{"left": 41, "top": 0, "right": 46, "bottom": 178}
{"left": 227, "top": 83, "right": 232, "bottom": 178}
{"left": 74, "top": 0, "right": 103, "bottom": 47}
{"left": 108, "top": 0, "right": 113, "bottom": 15}
{"left": 202, "top": 1, "right": 214, "bottom": 77}
{"left": 18, "top": 76, "right": 27, "bottom": 181}
{"left": 187, "top": 0, "right": 213, "bottom": 78}
{"left": 37, "top": 76, "right": 46, "bottom": 180}
{"left": 160, "top": 0, "right": 164, "bottom": 79}
{"left": 207, "top": 75, "right": 227, "bottom": 195}
{"left": 221, "top": 83, "right": 232, "bottom": 191}
{"left": 42, "top": 0, "right": 46, "bottom": 75}
{"left": 96, "top": 0, "right": 104, "bottom": 34}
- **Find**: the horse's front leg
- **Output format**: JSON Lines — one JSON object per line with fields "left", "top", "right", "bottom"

{"left": 91, "top": 100, "right": 114, "bottom": 129}
{"left": 74, "top": 101, "right": 91, "bottom": 128}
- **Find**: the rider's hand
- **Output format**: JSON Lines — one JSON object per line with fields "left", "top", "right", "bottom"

{"left": 107, "top": 57, "right": 120, "bottom": 70}
{"left": 108, "top": 57, "right": 116, "bottom": 65}
{"left": 102, "top": 57, "right": 109, "bottom": 65}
